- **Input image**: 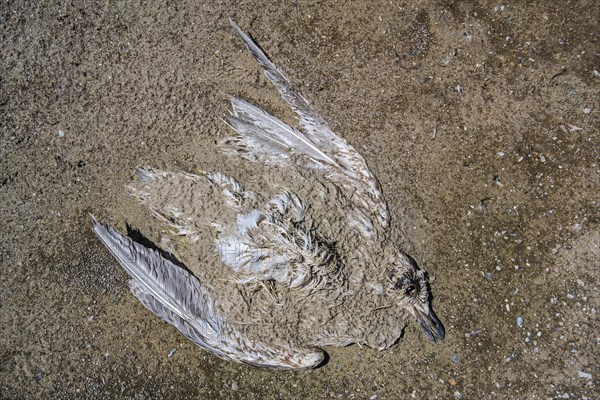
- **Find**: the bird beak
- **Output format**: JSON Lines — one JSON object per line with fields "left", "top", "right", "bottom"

{"left": 414, "top": 305, "right": 445, "bottom": 342}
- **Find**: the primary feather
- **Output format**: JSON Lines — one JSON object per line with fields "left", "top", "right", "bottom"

{"left": 92, "top": 217, "right": 325, "bottom": 370}
{"left": 226, "top": 19, "right": 389, "bottom": 236}
{"left": 228, "top": 97, "right": 338, "bottom": 166}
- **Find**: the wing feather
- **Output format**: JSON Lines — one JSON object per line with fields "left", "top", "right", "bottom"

{"left": 225, "top": 19, "right": 389, "bottom": 237}
{"left": 92, "top": 217, "right": 324, "bottom": 370}
{"left": 229, "top": 97, "right": 338, "bottom": 165}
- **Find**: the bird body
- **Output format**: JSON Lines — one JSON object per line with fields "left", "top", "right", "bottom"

{"left": 93, "top": 20, "right": 444, "bottom": 370}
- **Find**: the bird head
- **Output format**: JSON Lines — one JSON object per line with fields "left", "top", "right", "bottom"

{"left": 386, "top": 252, "right": 445, "bottom": 342}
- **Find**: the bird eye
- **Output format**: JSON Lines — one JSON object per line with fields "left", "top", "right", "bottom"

{"left": 387, "top": 270, "right": 419, "bottom": 296}
{"left": 402, "top": 276, "right": 416, "bottom": 295}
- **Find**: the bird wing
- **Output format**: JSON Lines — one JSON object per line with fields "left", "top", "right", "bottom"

{"left": 92, "top": 217, "right": 324, "bottom": 370}
{"left": 219, "top": 20, "right": 389, "bottom": 239}
{"left": 125, "top": 167, "right": 261, "bottom": 241}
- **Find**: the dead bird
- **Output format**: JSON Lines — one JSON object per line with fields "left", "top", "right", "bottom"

{"left": 93, "top": 19, "right": 444, "bottom": 370}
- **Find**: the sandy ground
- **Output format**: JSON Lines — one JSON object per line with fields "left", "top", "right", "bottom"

{"left": 1, "top": 1, "right": 598, "bottom": 399}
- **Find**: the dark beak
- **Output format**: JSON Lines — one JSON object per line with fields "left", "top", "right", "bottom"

{"left": 415, "top": 307, "right": 445, "bottom": 342}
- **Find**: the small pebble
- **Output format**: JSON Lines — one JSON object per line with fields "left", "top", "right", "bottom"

{"left": 583, "top": 107, "right": 592, "bottom": 114}
{"left": 57, "top": 130, "right": 65, "bottom": 137}
{"left": 517, "top": 316, "right": 524, "bottom": 327}
{"left": 578, "top": 371, "right": 592, "bottom": 380}
{"left": 167, "top": 348, "right": 177, "bottom": 358}
{"left": 454, "top": 390, "right": 462, "bottom": 399}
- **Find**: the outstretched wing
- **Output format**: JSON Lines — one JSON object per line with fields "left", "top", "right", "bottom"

{"left": 220, "top": 20, "right": 389, "bottom": 239}
{"left": 92, "top": 217, "right": 324, "bottom": 370}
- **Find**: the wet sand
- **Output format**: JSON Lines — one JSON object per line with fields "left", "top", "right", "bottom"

{"left": 1, "top": 1, "right": 598, "bottom": 398}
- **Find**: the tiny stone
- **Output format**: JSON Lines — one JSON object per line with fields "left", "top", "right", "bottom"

{"left": 454, "top": 391, "right": 462, "bottom": 399}
{"left": 57, "top": 130, "right": 65, "bottom": 137}
{"left": 583, "top": 107, "right": 592, "bottom": 114}
{"left": 167, "top": 348, "right": 177, "bottom": 358}
{"left": 231, "top": 382, "right": 239, "bottom": 391}
{"left": 578, "top": 371, "right": 592, "bottom": 380}
{"left": 517, "top": 317, "right": 524, "bottom": 327}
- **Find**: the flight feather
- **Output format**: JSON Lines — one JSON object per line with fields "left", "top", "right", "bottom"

{"left": 223, "top": 19, "right": 389, "bottom": 238}
{"left": 92, "top": 217, "right": 325, "bottom": 370}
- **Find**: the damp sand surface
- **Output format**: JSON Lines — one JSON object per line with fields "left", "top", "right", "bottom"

{"left": 1, "top": 1, "right": 598, "bottom": 399}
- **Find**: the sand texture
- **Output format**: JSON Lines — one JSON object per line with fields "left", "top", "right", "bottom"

{"left": 1, "top": 1, "right": 598, "bottom": 398}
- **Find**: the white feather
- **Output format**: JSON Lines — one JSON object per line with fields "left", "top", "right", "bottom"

{"left": 225, "top": 19, "right": 390, "bottom": 236}
{"left": 229, "top": 97, "right": 338, "bottom": 165}
{"left": 92, "top": 216, "right": 324, "bottom": 370}
{"left": 92, "top": 218, "right": 223, "bottom": 347}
